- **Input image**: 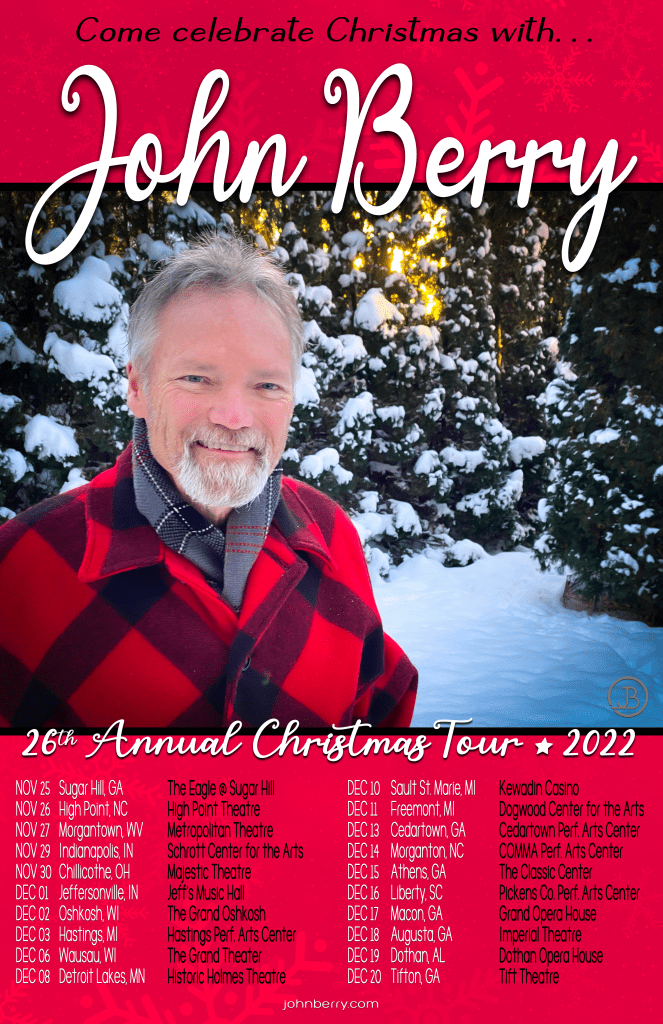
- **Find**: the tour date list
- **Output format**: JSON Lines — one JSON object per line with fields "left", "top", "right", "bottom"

{"left": 2, "top": 728, "right": 659, "bottom": 1020}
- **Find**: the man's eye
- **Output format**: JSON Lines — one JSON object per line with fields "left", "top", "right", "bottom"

{"left": 258, "top": 382, "right": 280, "bottom": 391}
{"left": 183, "top": 375, "right": 205, "bottom": 383}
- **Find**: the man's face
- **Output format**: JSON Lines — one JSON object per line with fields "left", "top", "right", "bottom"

{"left": 127, "top": 288, "right": 295, "bottom": 522}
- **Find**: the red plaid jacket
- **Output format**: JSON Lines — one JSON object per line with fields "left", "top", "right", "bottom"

{"left": 0, "top": 446, "right": 417, "bottom": 729}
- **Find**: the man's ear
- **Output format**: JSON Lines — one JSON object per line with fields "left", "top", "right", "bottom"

{"left": 126, "top": 362, "right": 149, "bottom": 419}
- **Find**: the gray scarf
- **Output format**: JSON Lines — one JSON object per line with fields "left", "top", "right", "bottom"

{"left": 132, "top": 418, "right": 281, "bottom": 611}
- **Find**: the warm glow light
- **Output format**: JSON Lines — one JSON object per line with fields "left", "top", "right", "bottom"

{"left": 391, "top": 247, "right": 404, "bottom": 272}
{"left": 421, "top": 287, "right": 441, "bottom": 319}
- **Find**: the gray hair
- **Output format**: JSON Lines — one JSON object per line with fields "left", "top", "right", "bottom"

{"left": 127, "top": 233, "right": 304, "bottom": 378}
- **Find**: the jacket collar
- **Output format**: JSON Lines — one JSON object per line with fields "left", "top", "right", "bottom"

{"left": 78, "top": 444, "right": 335, "bottom": 584}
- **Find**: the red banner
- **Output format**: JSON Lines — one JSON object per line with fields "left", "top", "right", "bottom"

{"left": 1, "top": 1, "right": 662, "bottom": 1020}
{"left": 3, "top": 0, "right": 661, "bottom": 184}
{"left": 3, "top": 726, "right": 661, "bottom": 1022}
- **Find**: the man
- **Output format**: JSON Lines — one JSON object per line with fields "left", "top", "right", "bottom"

{"left": 0, "top": 236, "right": 417, "bottom": 729}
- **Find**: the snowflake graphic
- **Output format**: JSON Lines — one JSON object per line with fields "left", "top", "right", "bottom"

{"left": 630, "top": 130, "right": 663, "bottom": 177}
{"left": 224, "top": 73, "right": 261, "bottom": 150}
{"left": 0, "top": 981, "right": 53, "bottom": 1024}
{"left": 444, "top": 63, "right": 504, "bottom": 154}
{"left": 417, "top": 43, "right": 441, "bottom": 66}
{"left": 613, "top": 65, "right": 652, "bottom": 102}
{"left": 76, "top": 933, "right": 333, "bottom": 1023}
{"left": 589, "top": 0, "right": 650, "bottom": 59}
{"left": 523, "top": 47, "right": 594, "bottom": 112}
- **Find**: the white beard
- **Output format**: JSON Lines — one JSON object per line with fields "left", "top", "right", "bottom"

{"left": 174, "top": 426, "right": 274, "bottom": 511}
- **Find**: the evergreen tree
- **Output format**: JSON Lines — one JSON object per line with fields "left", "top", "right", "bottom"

{"left": 0, "top": 191, "right": 130, "bottom": 516}
{"left": 0, "top": 190, "right": 240, "bottom": 519}
{"left": 536, "top": 191, "right": 663, "bottom": 623}
{"left": 423, "top": 193, "right": 525, "bottom": 560}
{"left": 303, "top": 192, "right": 447, "bottom": 568}
{"left": 489, "top": 193, "right": 551, "bottom": 436}
{"left": 259, "top": 191, "right": 448, "bottom": 571}
{"left": 5, "top": 186, "right": 629, "bottom": 605}
{"left": 487, "top": 192, "right": 555, "bottom": 535}
{"left": 533, "top": 190, "right": 584, "bottom": 342}
{"left": 277, "top": 190, "right": 360, "bottom": 505}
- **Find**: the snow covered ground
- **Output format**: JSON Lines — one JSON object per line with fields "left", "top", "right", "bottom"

{"left": 372, "top": 552, "right": 663, "bottom": 727}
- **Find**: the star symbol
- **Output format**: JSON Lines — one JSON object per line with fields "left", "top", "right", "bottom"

{"left": 536, "top": 737, "right": 553, "bottom": 755}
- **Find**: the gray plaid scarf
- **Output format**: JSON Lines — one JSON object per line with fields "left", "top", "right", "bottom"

{"left": 132, "top": 418, "right": 282, "bottom": 611}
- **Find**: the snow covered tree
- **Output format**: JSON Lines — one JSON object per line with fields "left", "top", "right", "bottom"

{"left": 159, "top": 192, "right": 449, "bottom": 573}
{"left": 419, "top": 193, "right": 528, "bottom": 561}
{"left": 533, "top": 191, "right": 585, "bottom": 342}
{"left": 536, "top": 191, "right": 663, "bottom": 624}
{"left": 0, "top": 191, "right": 130, "bottom": 516}
{"left": 0, "top": 190, "right": 243, "bottom": 520}
{"left": 243, "top": 191, "right": 449, "bottom": 571}
{"left": 488, "top": 194, "right": 552, "bottom": 436}
{"left": 486, "top": 193, "right": 556, "bottom": 534}
{"left": 258, "top": 190, "right": 361, "bottom": 505}
{"left": 2, "top": 187, "right": 599, "bottom": 591}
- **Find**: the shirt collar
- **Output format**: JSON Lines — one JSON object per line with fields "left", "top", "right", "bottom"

{"left": 79, "top": 443, "right": 334, "bottom": 583}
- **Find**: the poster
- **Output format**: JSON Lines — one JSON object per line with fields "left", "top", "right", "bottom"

{"left": 1, "top": 1, "right": 662, "bottom": 1022}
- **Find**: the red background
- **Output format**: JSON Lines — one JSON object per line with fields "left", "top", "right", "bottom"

{"left": 2, "top": 0, "right": 661, "bottom": 184}
{"left": 1, "top": 2, "right": 662, "bottom": 1019}
{"left": 1, "top": 730, "right": 661, "bottom": 1023}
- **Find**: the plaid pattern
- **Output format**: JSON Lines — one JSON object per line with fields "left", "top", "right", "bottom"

{"left": 132, "top": 417, "right": 282, "bottom": 610}
{"left": 0, "top": 444, "right": 417, "bottom": 730}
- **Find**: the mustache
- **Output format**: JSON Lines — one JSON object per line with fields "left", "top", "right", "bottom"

{"left": 184, "top": 425, "right": 268, "bottom": 457}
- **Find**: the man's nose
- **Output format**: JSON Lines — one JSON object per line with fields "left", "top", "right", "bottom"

{"left": 208, "top": 387, "right": 254, "bottom": 430}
